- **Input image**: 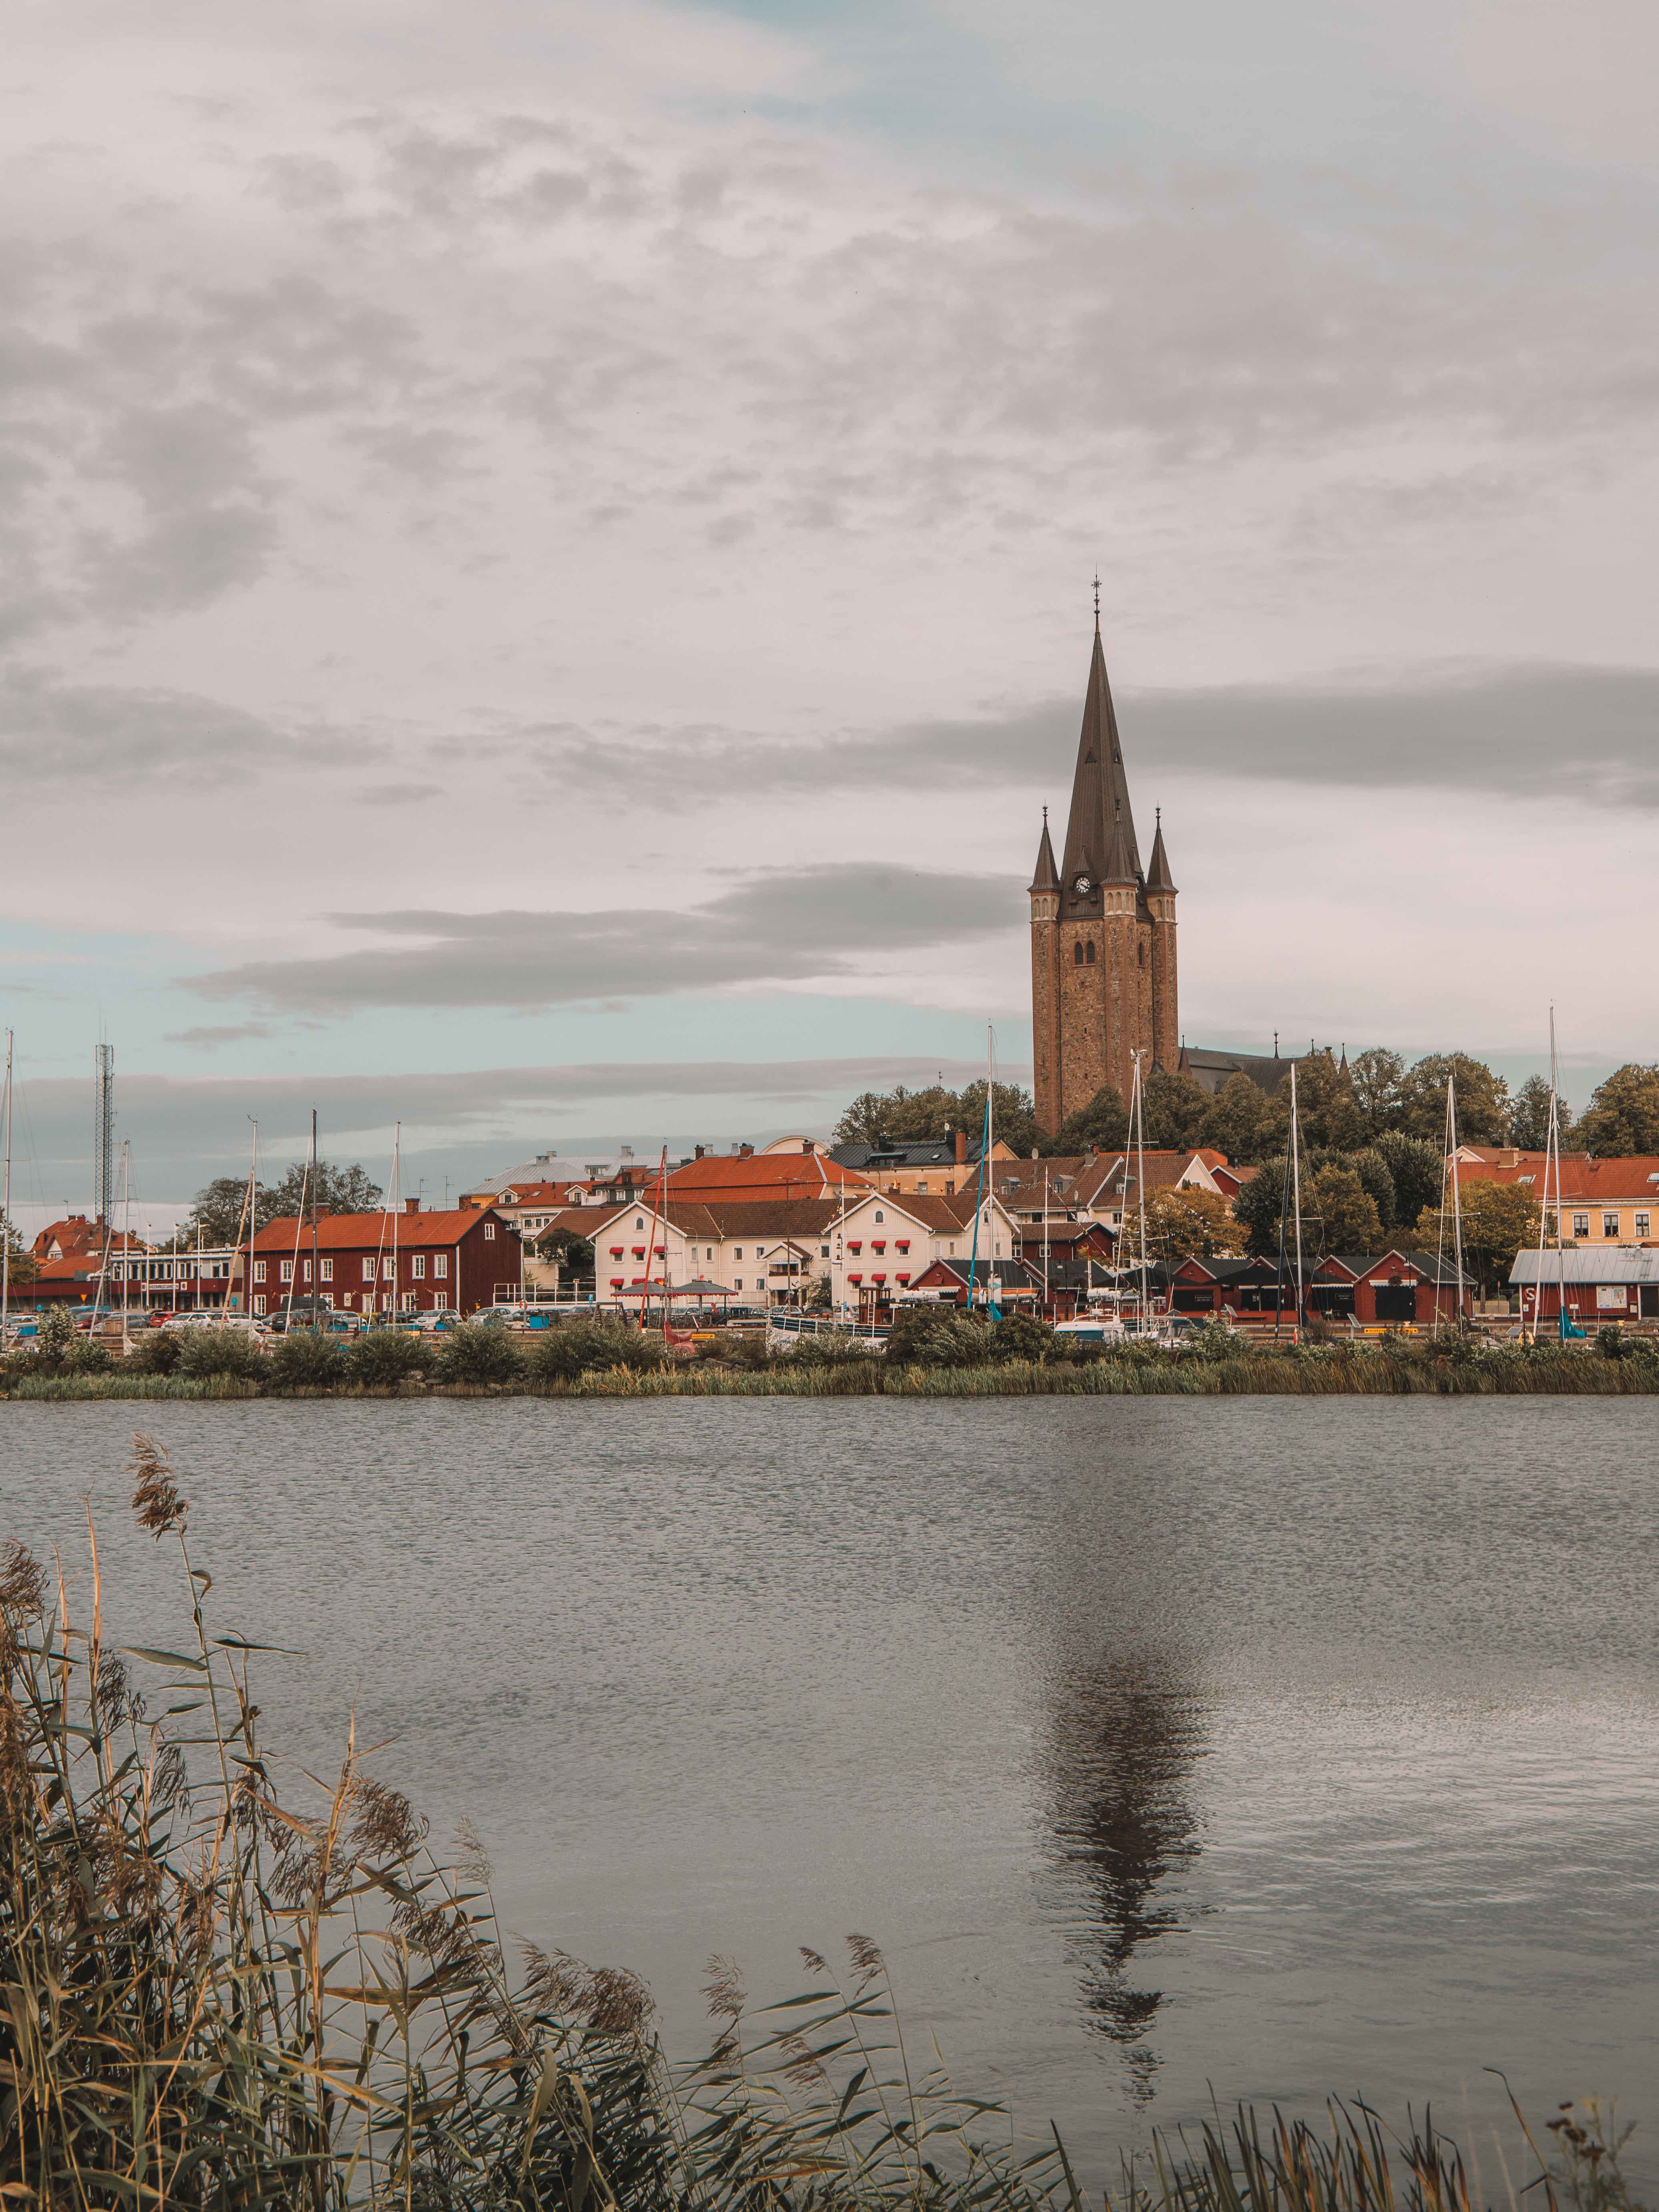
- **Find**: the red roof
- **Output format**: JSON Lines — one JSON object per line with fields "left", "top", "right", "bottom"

{"left": 1459, "top": 1153, "right": 1659, "bottom": 1202}
{"left": 250, "top": 1208, "right": 503, "bottom": 1252}
{"left": 667, "top": 1154, "right": 872, "bottom": 1201}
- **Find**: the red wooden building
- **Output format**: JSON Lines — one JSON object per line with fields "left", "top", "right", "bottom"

{"left": 248, "top": 1203, "right": 515, "bottom": 1318}
{"left": 1168, "top": 1248, "right": 1467, "bottom": 1326}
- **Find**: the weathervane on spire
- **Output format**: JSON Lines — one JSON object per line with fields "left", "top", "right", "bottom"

{"left": 1092, "top": 572, "right": 1100, "bottom": 629}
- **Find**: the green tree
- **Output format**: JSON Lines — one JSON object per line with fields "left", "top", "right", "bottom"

{"left": 1139, "top": 1068, "right": 1212, "bottom": 1150}
{"left": 1, "top": 1214, "right": 38, "bottom": 1288}
{"left": 1576, "top": 1064, "right": 1659, "bottom": 1156}
{"left": 1231, "top": 1158, "right": 1290, "bottom": 1258}
{"left": 1038, "top": 1084, "right": 1129, "bottom": 1156}
{"left": 1304, "top": 1165, "right": 1383, "bottom": 1254}
{"left": 1142, "top": 1187, "right": 1246, "bottom": 1268}
{"left": 833, "top": 1080, "right": 1036, "bottom": 1156}
{"left": 1198, "top": 1073, "right": 1271, "bottom": 1164}
{"left": 1509, "top": 1073, "right": 1573, "bottom": 1151}
{"left": 1372, "top": 1132, "right": 1447, "bottom": 1232}
{"left": 956, "top": 1080, "right": 1040, "bottom": 1159}
{"left": 1413, "top": 1181, "right": 1541, "bottom": 1294}
{"left": 265, "top": 1160, "right": 385, "bottom": 1217}
{"left": 1349, "top": 1047, "right": 1406, "bottom": 1136}
{"left": 535, "top": 1226, "right": 594, "bottom": 1271}
{"left": 1396, "top": 1054, "right": 1511, "bottom": 1144}
{"left": 1270, "top": 1054, "right": 1365, "bottom": 1152}
{"left": 185, "top": 1177, "right": 275, "bottom": 1248}
{"left": 1348, "top": 1146, "right": 1399, "bottom": 1232}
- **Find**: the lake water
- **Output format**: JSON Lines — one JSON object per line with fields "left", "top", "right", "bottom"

{"left": 2, "top": 1398, "right": 1656, "bottom": 2178}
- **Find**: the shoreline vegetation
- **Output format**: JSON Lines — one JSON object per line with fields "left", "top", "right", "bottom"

{"left": 4, "top": 1308, "right": 1659, "bottom": 1401}
{"left": 0, "top": 1436, "right": 1639, "bottom": 2212}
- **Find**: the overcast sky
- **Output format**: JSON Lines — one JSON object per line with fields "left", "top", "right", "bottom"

{"left": 4, "top": 0, "right": 1658, "bottom": 1202}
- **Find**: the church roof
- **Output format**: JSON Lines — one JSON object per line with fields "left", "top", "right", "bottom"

{"left": 1029, "top": 813, "right": 1059, "bottom": 894}
{"left": 1059, "top": 621, "right": 1142, "bottom": 912}
{"left": 1146, "top": 812, "right": 1176, "bottom": 892}
{"left": 1104, "top": 803, "right": 1136, "bottom": 884}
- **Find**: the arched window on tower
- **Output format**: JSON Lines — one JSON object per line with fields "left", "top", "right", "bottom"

{"left": 1138, "top": 941, "right": 1146, "bottom": 968}
{"left": 1085, "top": 941, "right": 1096, "bottom": 966}
{"left": 1073, "top": 942, "right": 1084, "bottom": 965}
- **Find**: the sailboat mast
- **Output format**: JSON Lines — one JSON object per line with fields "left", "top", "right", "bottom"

{"left": 310, "top": 1108, "right": 320, "bottom": 1325}
{"left": 1289, "top": 1063, "right": 1304, "bottom": 1342}
{"left": 1448, "top": 1074, "right": 1465, "bottom": 1331}
{"left": 120, "top": 1139, "right": 131, "bottom": 1357}
{"left": 1132, "top": 1052, "right": 1149, "bottom": 1329}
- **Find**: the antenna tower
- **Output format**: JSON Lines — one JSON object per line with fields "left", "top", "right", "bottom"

{"left": 94, "top": 1041, "right": 115, "bottom": 1224}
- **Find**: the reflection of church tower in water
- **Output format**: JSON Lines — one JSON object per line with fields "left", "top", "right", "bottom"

{"left": 1040, "top": 1657, "right": 1209, "bottom": 2104}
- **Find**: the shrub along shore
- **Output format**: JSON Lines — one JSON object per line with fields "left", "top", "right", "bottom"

{"left": 0, "top": 1435, "right": 1633, "bottom": 2212}
{"left": 4, "top": 1307, "right": 1657, "bottom": 1400}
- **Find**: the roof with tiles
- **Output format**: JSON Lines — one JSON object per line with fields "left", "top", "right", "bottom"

{"left": 250, "top": 1208, "right": 505, "bottom": 1252}
{"left": 667, "top": 1152, "right": 872, "bottom": 1199}
{"left": 1459, "top": 1151, "right": 1659, "bottom": 1202}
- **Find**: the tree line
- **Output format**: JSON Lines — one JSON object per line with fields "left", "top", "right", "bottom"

{"left": 838, "top": 1056, "right": 1659, "bottom": 1166}
{"left": 169, "top": 1161, "right": 385, "bottom": 1249}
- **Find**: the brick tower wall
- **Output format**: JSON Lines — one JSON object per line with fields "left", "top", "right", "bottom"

{"left": 1030, "top": 902, "right": 1062, "bottom": 1134}
{"left": 1056, "top": 919, "right": 1107, "bottom": 1124}
{"left": 1148, "top": 894, "right": 1178, "bottom": 1070}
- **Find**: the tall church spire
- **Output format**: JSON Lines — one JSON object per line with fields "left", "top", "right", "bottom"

{"left": 1146, "top": 807, "right": 1176, "bottom": 893}
{"left": 1059, "top": 615, "right": 1141, "bottom": 914}
{"left": 1029, "top": 806, "right": 1059, "bottom": 894}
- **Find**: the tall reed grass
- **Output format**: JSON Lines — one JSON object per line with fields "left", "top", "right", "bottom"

{"left": 0, "top": 1434, "right": 1640, "bottom": 2212}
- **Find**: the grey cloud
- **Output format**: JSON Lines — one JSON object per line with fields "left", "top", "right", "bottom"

{"left": 14, "top": 1054, "right": 1014, "bottom": 1195}
{"left": 0, "top": 671, "right": 351, "bottom": 787}
{"left": 183, "top": 865, "right": 1022, "bottom": 1013}
{"left": 496, "top": 663, "right": 1659, "bottom": 811}
{"left": 162, "top": 1024, "right": 276, "bottom": 1047}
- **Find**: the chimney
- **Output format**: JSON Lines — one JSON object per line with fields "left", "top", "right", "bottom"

{"left": 405, "top": 1198, "right": 420, "bottom": 1214}
{"left": 954, "top": 1129, "right": 967, "bottom": 1165}
{"left": 695, "top": 1144, "right": 706, "bottom": 1159}
{"left": 801, "top": 1138, "right": 812, "bottom": 1153}
{"left": 739, "top": 1142, "right": 754, "bottom": 1158}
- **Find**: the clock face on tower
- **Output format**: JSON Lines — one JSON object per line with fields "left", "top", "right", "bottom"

{"left": 1073, "top": 874, "right": 1092, "bottom": 895}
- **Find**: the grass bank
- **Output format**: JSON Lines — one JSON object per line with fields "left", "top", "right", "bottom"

{"left": 0, "top": 1433, "right": 1635, "bottom": 2212}
{"left": 5, "top": 1346, "right": 1659, "bottom": 1400}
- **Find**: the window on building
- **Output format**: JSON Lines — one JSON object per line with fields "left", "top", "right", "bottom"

{"left": 280, "top": 1259, "right": 293, "bottom": 1283}
{"left": 635, "top": 1216, "right": 645, "bottom": 1229}
{"left": 254, "top": 1295, "right": 266, "bottom": 1314}
{"left": 1637, "top": 1213, "right": 1651, "bottom": 1237}
{"left": 1138, "top": 941, "right": 1145, "bottom": 967}
{"left": 734, "top": 1248, "right": 744, "bottom": 1260}
{"left": 874, "top": 1210, "right": 884, "bottom": 1222}
{"left": 303, "top": 1259, "right": 312, "bottom": 1282}
{"left": 413, "top": 1254, "right": 426, "bottom": 1278}
{"left": 321, "top": 1257, "right": 333, "bottom": 1282}
{"left": 484, "top": 1222, "right": 495, "bottom": 1239}
{"left": 362, "top": 1258, "right": 376, "bottom": 1280}
{"left": 381, "top": 1256, "right": 394, "bottom": 1279}
{"left": 254, "top": 1260, "right": 267, "bottom": 1283}
{"left": 401, "top": 1291, "right": 417, "bottom": 1311}
{"left": 821, "top": 1245, "right": 830, "bottom": 1258}
{"left": 433, "top": 1291, "right": 448, "bottom": 1310}
{"left": 1573, "top": 1213, "right": 1589, "bottom": 1239}
{"left": 435, "top": 1254, "right": 448, "bottom": 1277}
{"left": 1073, "top": 942, "right": 1084, "bottom": 965}
{"left": 896, "top": 1240, "right": 910, "bottom": 1253}
{"left": 1086, "top": 941, "right": 1097, "bottom": 964}
{"left": 734, "top": 1278, "right": 743, "bottom": 1290}
{"left": 1603, "top": 1212, "right": 1620, "bottom": 1239}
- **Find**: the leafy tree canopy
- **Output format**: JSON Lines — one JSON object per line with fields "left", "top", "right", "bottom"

{"left": 1576, "top": 1064, "right": 1659, "bottom": 1157}
{"left": 1349, "top": 1047, "right": 1406, "bottom": 1133}
{"left": 1038, "top": 1084, "right": 1129, "bottom": 1157}
{"left": 833, "top": 1081, "right": 1036, "bottom": 1157}
{"left": 1395, "top": 1053, "right": 1510, "bottom": 1144}
{"left": 1305, "top": 1164, "right": 1383, "bottom": 1254}
{"left": 1141, "top": 1187, "right": 1245, "bottom": 1268}
{"left": 1414, "top": 1180, "right": 1541, "bottom": 1292}
{"left": 1140, "top": 1068, "right": 1212, "bottom": 1150}
{"left": 184, "top": 1160, "right": 384, "bottom": 1247}
{"left": 1371, "top": 1133, "right": 1445, "bottom": 1232}
{"left": 2, "top": 1214, "right": 38, "bottom": 1287}
{"left": 1197, "top": 1073, "right": 1272, "bottom": 1164}
{"left": 1508, "top": 1073, "right": 1573, "bottom": 1152}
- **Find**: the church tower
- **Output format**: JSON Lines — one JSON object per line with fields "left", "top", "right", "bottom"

{"left": 1029, "top": 608, "right": 1177, "bottom": 1136}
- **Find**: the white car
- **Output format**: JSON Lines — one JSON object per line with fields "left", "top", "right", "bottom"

{"left": 162, "top": 1310, "right": 269, "bottom": 1336}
